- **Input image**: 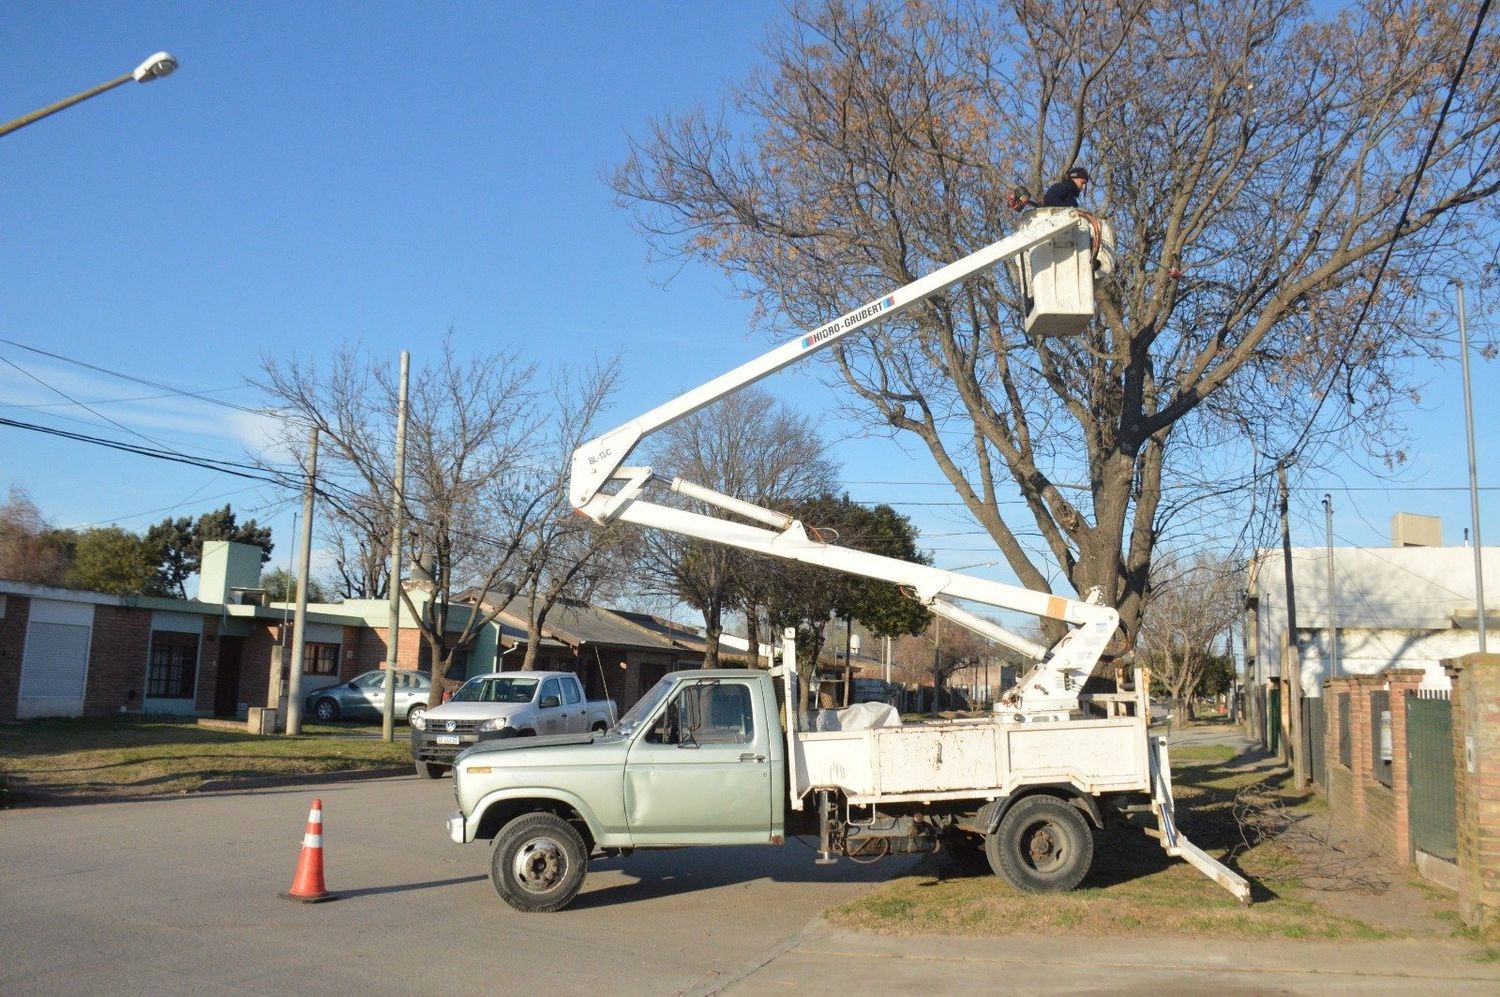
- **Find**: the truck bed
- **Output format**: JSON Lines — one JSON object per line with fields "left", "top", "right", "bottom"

{"left": 793, "top": 716, "right": 1150, "bottom": 804}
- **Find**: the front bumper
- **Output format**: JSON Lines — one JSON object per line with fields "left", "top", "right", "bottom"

{"left": 446, "top": 809, "right": 468, "bottom": 844}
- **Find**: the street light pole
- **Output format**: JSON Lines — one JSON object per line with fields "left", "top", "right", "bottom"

{"left": 0, "top": 52, "right": 178, "bottom": 138}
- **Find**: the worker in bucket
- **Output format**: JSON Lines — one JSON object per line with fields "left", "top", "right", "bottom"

{"left": 1043, "top": 166, "right": 1090, "bottom": 207}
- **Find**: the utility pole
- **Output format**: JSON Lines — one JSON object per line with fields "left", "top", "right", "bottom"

{"left": 930, "top": 616, "right": 942, "bottom": 717}
{"left": 1323, "top": 495, "right": 1339, "bottom": 679}
{"left": 285, "top": 426, "right": 319, "bottom": 736}
{"left": 1278, "top": 462, "right": 1306, "bottom": 786}
{"left": 381, "top": 351, "right": 411, "bottom": 742}
{"left": 1455, "top": 280, "right": 1488, "bottom": 652}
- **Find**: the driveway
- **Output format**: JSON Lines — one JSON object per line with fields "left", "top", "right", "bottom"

{"left": 0, "top": 774, "right": 921, "bottom": 995}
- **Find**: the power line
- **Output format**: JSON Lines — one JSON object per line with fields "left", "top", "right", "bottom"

{"left": 0, "top": 336, "right": 270, "bottom": 415}
{"left": 1, "top": 355, "right": 177, "bottom": 455}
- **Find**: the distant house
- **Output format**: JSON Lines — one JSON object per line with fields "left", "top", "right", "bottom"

{"left": 0, "top": 541, "right": 436, "bottom": 722}
{"left": 1245, "top": 513, "right": 1497, "bottom": 699}
{"left": 457, "top": 591, "right": 709, "bottom": 709}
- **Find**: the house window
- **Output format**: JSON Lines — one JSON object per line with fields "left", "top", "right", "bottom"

{"left": 147, "top": 631, "right": 199, "bottom": 698}
{"left": 305, "top": 642, "right": 340, "bottom": 676}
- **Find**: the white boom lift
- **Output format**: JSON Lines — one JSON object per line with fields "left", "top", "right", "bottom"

{"left": 567, "top": 207, "right": 1251, "bottom": 902}
{"left": 571, "top": 208, "right": 1117, "bottom": 722}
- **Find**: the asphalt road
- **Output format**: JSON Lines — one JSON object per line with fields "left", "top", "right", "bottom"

{"left": 0, "top": 774, "right": 922, "bottom": 996}
{"left": 4, "top": 765, "right": 1499, "bottom": 995}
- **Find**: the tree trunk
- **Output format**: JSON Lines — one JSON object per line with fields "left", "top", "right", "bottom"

{"left": 702, "top": 600, "right": 723, "bottom": 668}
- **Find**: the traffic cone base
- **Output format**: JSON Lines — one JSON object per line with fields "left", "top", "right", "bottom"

{"left": 282, "top": 798, "right": 339, "bottom": 903}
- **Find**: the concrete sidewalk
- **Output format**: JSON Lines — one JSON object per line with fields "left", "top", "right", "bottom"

{"left": 711, "top": 920, "right": 1500, "bottom": 995}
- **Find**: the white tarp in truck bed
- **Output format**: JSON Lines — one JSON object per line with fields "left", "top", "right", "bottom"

{"left": 810, "top": 702, "right": 902, "bottom": 731}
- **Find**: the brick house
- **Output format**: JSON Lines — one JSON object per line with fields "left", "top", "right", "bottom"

{"left": 1, "top": 542, "right": 718, "bottom": 722}
{"left": 0, "top": 542, "right": 398, "bottom": 722}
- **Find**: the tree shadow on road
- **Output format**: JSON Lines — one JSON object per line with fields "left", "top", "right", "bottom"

{"left": 336, "top": 874, "right": 487, "bottom": 899}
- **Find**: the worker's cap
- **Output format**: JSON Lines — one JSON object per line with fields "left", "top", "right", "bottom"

{"left": 1067, "top": 167, "right": 1090, "bottom": 181}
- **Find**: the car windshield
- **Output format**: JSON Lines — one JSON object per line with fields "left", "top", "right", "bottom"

{"left": 451, "top": 676, "right": 538, "bottom": 704}
{"left": 609, "top": 676, "right": 676, "bottom": 737}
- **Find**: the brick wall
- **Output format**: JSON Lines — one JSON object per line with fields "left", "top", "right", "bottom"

{"left": 0, "top": 595, "right": 29, "bottom": 722}
{"left": 193, "top": 615, "right": 222, "bottom": 714}
{"left": 238, "top": 623, "right": 286, "bottom": 709}
{"left": 82, "top": 605, "right": 152, "bottom": 716}
{"left": 1449, "top": 653, "right": 1500, "bottom": 939}
{"left": 1321, "top": 670, "right": 1425, "bottom": 865}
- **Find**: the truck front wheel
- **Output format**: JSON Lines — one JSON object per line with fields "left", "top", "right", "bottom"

{"left": 490, "top": 812, "right": 588, "bottom": 913}
{"left": 986, "top": 795, "right": 1094, "bottom": 893}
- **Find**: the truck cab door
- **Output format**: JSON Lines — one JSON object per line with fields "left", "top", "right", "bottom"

{"left": 538, "top": 677, "right": 564, "bottom": 734}
{"left": 561, "top": 675, "right": 585, "bottom": 732}
{"left": 623, "top": 679, "right": 773, "bottom": 845}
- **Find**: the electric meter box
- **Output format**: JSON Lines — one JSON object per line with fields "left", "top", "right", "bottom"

{"left": 1015, "top": 209, "right": 1104, "bottom": 337}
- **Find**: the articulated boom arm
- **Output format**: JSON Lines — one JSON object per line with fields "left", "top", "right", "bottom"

{"left": 570, "top": 209, "right": 1090, "bottom": 511}
{"left": 571, "top": 209, "right": 1117, "bottom": 720}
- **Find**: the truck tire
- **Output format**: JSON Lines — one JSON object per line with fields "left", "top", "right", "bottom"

{"left": 590, "top": 721, "right": 608, "bottom": 734}
{"left": 985, "top": 795, "right": 1094, "bottom": 893}
{"left": 490, "top": 812, "right": 588, "bottom": 913}
{"left": 415, "top": 760, "right": 448, "bottom": 780}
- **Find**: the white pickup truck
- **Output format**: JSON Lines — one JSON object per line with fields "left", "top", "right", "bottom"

{"left": 410, "top": 671, "right": 615, "bottom": 778}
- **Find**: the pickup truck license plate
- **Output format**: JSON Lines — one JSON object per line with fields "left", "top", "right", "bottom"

{"left": 436, "top": 735, "right": 460, "bottom": 745}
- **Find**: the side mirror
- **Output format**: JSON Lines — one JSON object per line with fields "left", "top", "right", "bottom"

{"left": 540, "top": 695, "right": 561, "bottom": 709}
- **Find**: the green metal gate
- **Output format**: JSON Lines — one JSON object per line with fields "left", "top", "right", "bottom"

{"left": 1406, "top": 692, "right": 1456, "bottom": 861}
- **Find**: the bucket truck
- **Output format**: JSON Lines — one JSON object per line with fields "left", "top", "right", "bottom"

{"left": 445, "top": 208, "right": 1251, "bottom": 912}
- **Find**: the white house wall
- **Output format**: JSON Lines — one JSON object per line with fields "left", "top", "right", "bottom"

{"left": 1251, "top": 545, "right": 1497, "bottom": 695}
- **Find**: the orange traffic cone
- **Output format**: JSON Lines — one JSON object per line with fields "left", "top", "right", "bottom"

{"left": 281, "top": 798, "right": 338, "bottom": 903}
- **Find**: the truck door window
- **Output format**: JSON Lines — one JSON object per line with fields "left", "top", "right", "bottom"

{"left": 645, "top": 683, "right": 752, "bottom": 746}
{"left": 540, "top": 677, "right": 562, "bottom": 708}
{"left": 562, "top": 676, "right": 581, "bottom": 705}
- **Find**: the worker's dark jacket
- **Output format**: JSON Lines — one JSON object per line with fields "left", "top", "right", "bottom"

{"left": 1042, "top": 180, "right": 1080, "bottom": 207}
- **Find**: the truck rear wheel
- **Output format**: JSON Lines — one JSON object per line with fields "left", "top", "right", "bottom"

{"left": 986, "top": 795, "right": 1094, "bottom": 893}
{"left": 490, "top": 812, "right": 588, "bottom": 913}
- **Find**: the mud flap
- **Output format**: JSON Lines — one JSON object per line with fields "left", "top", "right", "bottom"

{"left": 1149, "top": 736, "right": 1252, "bottom": 904}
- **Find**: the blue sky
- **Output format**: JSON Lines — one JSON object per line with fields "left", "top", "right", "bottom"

{"left": 2, "top": 1, "right": 1494, "bottom": 605}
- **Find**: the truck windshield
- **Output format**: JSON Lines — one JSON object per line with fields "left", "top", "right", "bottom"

{"left": 609, "top": 676, "right": 675, "bottom": 737}
{"left": 451, "top": 677, "right": 538, "bottom": 704}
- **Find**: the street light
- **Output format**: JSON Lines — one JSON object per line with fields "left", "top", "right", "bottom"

{"left": 0, "top": 51, "right": 178, "bottom": 138}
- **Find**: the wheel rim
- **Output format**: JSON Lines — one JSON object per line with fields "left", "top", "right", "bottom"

{"left": 1020, "top": 819, "right": 1068, "bottom": 874}
{"left": 316, "top": 701, "right": 334, "bottom": 721}
{"left": 512, "top": 836, "right": 569, "bottom": 895}
{"left": 409, "top": 706, "right": 425, "bottom": 724}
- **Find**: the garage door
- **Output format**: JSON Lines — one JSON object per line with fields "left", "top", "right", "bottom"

{"left": 18, "top": 600, "right": 95, "bottom": 719}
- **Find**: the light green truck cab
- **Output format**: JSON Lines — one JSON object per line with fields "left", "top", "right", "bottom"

{"left": 447, "top": 669, "right": 786, "bottom": 911}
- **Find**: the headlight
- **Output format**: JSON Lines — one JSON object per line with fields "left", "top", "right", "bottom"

{"left": 477, "top": 717, "right": 509, "bottom": 733}
{"left": 410, "top": 714, "right": 427, "bottom": 730}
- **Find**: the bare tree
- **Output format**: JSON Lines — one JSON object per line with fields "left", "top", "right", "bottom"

{"left": 502, "top": 361, "right": 635, "bottom": 671}
{"left": 0, "top": 488, "right": 68, "bottom": 585}
{"left": 257, "top": 337, "right": 621, "bottom": 699}
{"left": 635, "top": 388, "right": 838, "bottom": 666}
{"left": 1137, "top": 551, "right": 1242, "bottom": 728}
{"left": 612, "top": 0, "right": 1499, "bottom": 654}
